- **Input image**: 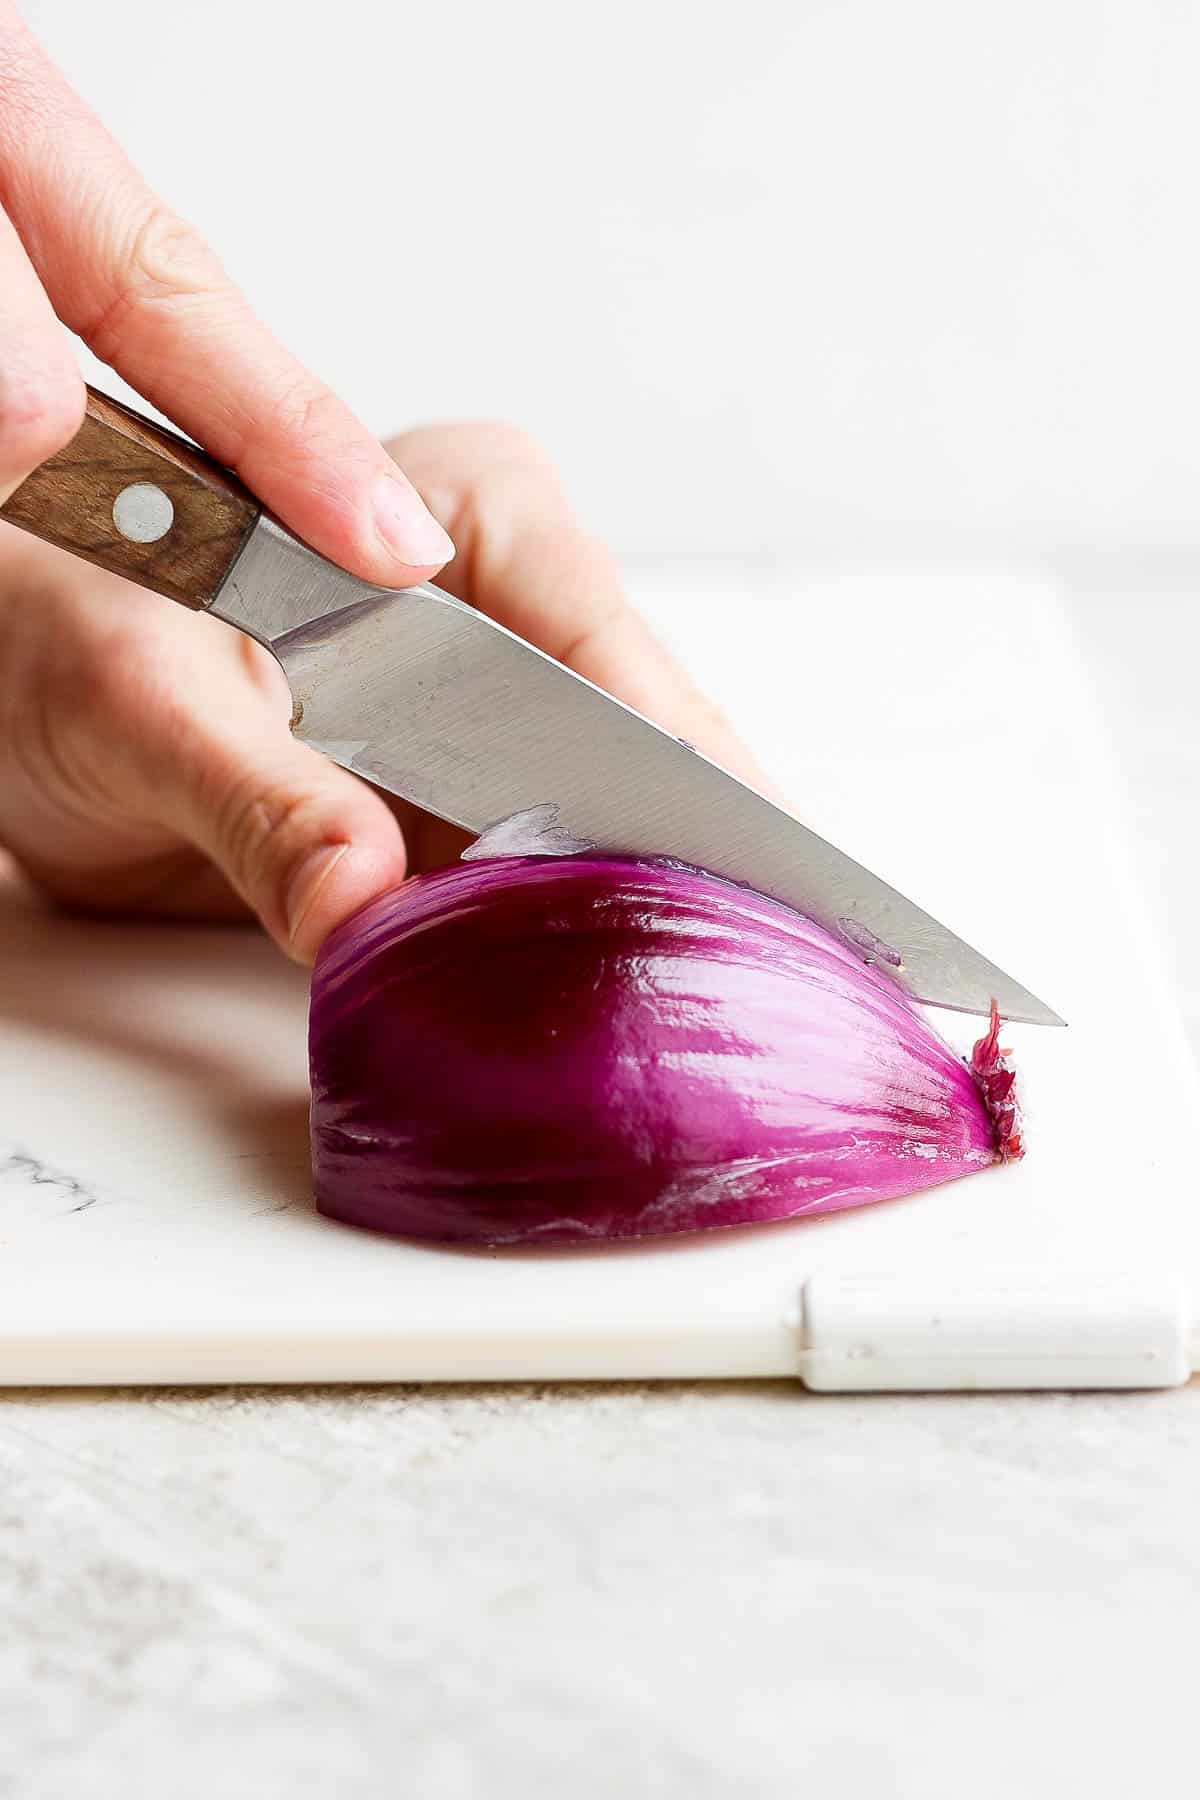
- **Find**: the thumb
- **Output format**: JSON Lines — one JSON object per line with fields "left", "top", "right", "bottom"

{"left": 173, "top": 721, "right": 408, "bottom": 964}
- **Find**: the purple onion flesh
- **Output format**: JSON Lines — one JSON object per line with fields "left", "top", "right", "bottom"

{"left": 309, "top": 855, "right": 1017, "bottom": 1246}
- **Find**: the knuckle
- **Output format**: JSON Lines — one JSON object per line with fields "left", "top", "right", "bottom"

{"left": 555, "top": 607, "right": 624, "bottom": 670}
{"left": 244, "top": 378, "right": 356, "bottom": 482}
{"left": 436, "top": 419, "right": 560, "bottom": 481}
{"left": 231, "top": 378, "right": 356, "bottom": 493}
{"left": 215, "top": 772, "right": 325, "bottom": 910}
{"left": 124, "top": 204, "right": 229, "bottom": 298}
{"left": 84, "top": 204, "right": 233, "bottom": 360}
{"left": 263, "top": 376, "right": 344, "bottom": 449}
{"left": 470, "top": 419, "right": 554, "bottom": 468}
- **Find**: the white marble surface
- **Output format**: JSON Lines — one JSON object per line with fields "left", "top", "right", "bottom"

{"left": 3, "top": 1381, "right": 1197, "bottom": 1799}
{"left": 2, "top": 560, "right": 1198, "bottom": 1796}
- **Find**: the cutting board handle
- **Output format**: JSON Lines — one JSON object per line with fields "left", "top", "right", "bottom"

{"left": 0, "top": 386, "right": 260, "bottom": 610}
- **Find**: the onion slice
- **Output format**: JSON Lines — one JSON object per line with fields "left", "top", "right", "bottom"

{"left": 310, "top": 855, "right": 1020, "bottom": 1245}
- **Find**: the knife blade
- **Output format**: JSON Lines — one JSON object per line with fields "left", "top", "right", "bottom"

{"left": 1, "top": 388, "right": 1063, "bottom": 1026}
{"left": 212, "top": 516, "right": 1063, "bottom": 1026}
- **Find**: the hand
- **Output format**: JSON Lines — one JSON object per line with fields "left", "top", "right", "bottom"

{"left": 0, "top": 4, "right": 757, "bottom": 959}
{"left": 0, "top": 423, "right": 759, "bottom": 961}
{"left": 0, "top": 2, "right": 452, "bottom": 575}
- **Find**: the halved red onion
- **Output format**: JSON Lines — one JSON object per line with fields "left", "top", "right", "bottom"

{"left": 309, "top": 855, "right": 1019, "bottom": 1245}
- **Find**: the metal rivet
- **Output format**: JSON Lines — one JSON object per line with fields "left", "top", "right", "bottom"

{"left": 112, "top": 482, "right": 175, "bottom": 544}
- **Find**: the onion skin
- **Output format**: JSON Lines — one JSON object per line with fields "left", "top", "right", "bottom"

{"left": 309, "top": 856, "right": 1009, "bottom": 1245}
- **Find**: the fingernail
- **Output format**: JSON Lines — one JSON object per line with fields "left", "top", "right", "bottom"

{"left": 372, "top": 471, "right": 454, "bottom": 569}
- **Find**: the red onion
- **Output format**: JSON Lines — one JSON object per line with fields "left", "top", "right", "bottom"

{"left": 309, "top": 854, "right": 1019, "bottom": 1245}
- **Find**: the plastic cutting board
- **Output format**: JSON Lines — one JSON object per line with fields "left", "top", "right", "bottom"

{"left": 1, "top": 566, "right": 1196, "bottom": 1389}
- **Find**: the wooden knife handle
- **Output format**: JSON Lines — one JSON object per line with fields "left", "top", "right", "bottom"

{"left": 0, "top": 386, "right": 259, "bottom": 609}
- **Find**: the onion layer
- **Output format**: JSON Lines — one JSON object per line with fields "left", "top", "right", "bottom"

{"left": 309, "top": 856, "right": 1016, "bottom": 1245}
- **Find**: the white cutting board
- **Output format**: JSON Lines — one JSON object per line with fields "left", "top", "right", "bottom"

{"left": 2, "top": 566, "right": 1197, "bottom": 1388}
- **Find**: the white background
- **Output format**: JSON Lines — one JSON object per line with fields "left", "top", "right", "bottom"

{"left": 22, "top": 0, "right": 1200, "bottom": 556}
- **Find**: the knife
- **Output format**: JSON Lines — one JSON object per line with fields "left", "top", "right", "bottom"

{"left": 0, "top": 386, "right": 1063, "bottom": 1026}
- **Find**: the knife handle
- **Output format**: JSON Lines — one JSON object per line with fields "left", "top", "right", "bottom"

{"left": 0, "top": 386, "right": 259, "bottom": 610}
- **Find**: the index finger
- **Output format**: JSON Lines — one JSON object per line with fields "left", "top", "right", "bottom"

{"left": 0, "top": 5, "right": 453, "bottom": 583}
